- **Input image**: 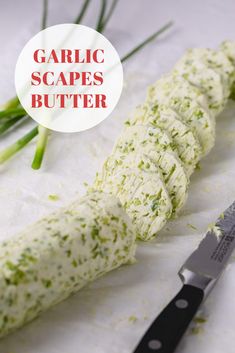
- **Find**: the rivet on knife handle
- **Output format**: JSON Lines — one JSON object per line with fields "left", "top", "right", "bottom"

{"left": 133, "top": 284, "right": 204, "bottom": 353}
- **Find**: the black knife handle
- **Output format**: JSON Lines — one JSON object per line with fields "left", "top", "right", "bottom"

{"left": 133, "top": 284, "right": 204, "bottom": 353}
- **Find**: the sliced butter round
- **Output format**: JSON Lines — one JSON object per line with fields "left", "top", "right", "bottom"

{"left": 147, "top": 74, "right": 216, "bottom": 156}
{"left": 94, "top": 156, "right": 173, "bottom": 240}
{"left": 176, "top": 48, "right": 235, "bottom": 102}
{"left": 174, "top": 54, "right": 225, "bottom": 114}
{"left": 129, "top": 103, "right": 202, "bottom": 176}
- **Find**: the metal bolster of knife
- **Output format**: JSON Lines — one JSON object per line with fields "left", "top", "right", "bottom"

{"left": 178, "top": 267, "right": 217, "bottom": 298}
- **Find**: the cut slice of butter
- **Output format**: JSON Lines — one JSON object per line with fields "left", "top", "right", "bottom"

{"left": 94, "top": 157, "right": 173, "bottom": 240}
{"left": 147, "top": 74, "right": 216, "bottom": 156}
{"left": 130, "top": 103, "right": 202, "bottom": 177}
{"left": 174, "top": 55, "right": 225, "bottom": 115}
{"left": 180, "top": 48, "right": 235, "bottom": 100}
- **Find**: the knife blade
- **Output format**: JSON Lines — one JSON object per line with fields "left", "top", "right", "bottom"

{"left": 133, "top": 200, "right": 235, "bottom": 353}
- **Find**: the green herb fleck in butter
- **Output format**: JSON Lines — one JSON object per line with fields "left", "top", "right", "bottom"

{"left": 48, "top": 194, "right": 60, "bottom": 201}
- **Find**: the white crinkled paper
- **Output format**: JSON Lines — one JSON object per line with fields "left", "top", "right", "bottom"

{"left": 0, "top": 0, "right": 235, "bottom": 352}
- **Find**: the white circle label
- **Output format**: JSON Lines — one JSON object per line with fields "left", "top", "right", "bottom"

{"left": 15, "top": 24, "right": 123, "bottom": 133}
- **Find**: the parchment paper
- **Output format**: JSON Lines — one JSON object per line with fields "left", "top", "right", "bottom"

{"left": 0, "top": 1, "right": 235, "bottom": 352}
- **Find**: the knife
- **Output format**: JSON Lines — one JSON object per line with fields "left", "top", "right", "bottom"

{"left": 133, "top": 200, "right": 235, "bottom": 353}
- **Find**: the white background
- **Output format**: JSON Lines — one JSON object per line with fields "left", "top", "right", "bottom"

{"left": 0, "top": 1, "right": 235, "bottom": 352}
